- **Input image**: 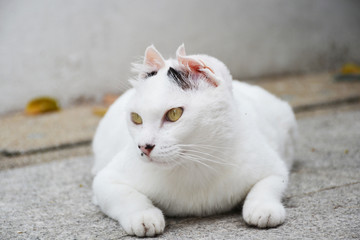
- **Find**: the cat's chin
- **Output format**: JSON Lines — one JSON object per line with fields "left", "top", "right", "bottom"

{"left": 141, "top": 156, "right": 178, "bottom": 168}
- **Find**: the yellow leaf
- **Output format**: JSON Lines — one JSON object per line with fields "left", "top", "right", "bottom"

{"left": 25, "top": 97, "right": 60, "bottom": 115}
{"left": 340, "top": 63, "right": 360, "bottom": 75}
{"left": 93, "top": 107, "right": 108, "bottom": 117}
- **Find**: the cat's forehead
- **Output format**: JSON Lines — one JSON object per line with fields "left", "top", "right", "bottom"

{"left": 136, "top": 61, "right": 188, "bottom": 93}
{"left": 132, "top": 69, "right": 187, "bottom": 109}
{"left": 138, "top": 69, "right": 177, "bottom": 94}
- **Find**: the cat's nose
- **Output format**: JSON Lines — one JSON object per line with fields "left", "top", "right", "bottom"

{"left": 138, "top": 144, "right": 155, "bottom": 157}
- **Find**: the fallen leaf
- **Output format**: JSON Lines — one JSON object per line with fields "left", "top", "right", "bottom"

{"left": 340, "top": 63, "right": 360, "bottom": 75}
{"left": 334, "top": 63, "right": 360, "bottom": 81}
{"left": 93, "top": 106, "right": 108, "bottom": 117}
{"left": 25, "top": 97, "right": 60, "bottom": 115}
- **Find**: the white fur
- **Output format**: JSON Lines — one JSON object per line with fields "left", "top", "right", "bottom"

{"left": 92, "top": 45, "right": 297, "bottom": 237}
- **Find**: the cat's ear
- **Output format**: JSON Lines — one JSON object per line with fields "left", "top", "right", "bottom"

{"left": 144, "top": 45, "right": 165, "bottom": 70}
{"left": 176, "top": 43, "right": 186, "bottom": 58}
{"left": 176, "top": 44, "right": 219, "bottom": 87}
{"left": 132, "top": 45, "right": 165, "bottom": 80}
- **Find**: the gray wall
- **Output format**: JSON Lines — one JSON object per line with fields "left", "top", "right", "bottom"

{"left": 0, "top": 0, "right": 359, "bottom": 114}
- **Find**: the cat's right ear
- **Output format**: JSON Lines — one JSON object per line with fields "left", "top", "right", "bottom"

{"left": 144, "top": 45, "right": 165, "bottom": 70}
{"left": 131, "top": 45, "right": 165, "bottom": 83}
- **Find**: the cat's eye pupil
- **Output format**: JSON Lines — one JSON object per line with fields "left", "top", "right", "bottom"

{"left": 131, "top": 112, "right": 143, "bottom": 125}
{"left": 165, "top": 107, "right": 183, "bottom": 122}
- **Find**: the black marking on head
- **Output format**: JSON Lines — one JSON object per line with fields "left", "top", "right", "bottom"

{"left": 145, "top": 71, "right": 157, "bottom": 78}
{"left": 167, "top": 67, "right": 191, "bottom": 90}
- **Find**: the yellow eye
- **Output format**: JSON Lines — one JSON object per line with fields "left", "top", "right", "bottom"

{"left": 131, "top": 112, "right": 143, "bottom": 125}
{"left": 165, "top": 107, "right": 183, "bottom": 122}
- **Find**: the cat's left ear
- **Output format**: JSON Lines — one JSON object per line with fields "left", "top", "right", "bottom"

{"left": 144, "top": 45, "right": 165, "bottom": 70}
{"left": 176, "top": 44, "right": 220, "bottom": 87}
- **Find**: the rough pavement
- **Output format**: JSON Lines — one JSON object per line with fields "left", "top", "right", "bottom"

{"left": 1, "top": 110, "right": 359, "bottom": 240}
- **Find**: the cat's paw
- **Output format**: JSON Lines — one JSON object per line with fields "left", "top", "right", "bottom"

{"left": 242, "top": 200, "right": 285, "bottom": 228}
{"left": 120, "top": 208, "right": 165, "bottom": 237}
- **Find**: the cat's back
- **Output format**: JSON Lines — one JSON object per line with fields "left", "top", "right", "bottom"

{"left": 232, "top": 81, "right": 297, "bottom": 167}
{"left": 232, "top": 80, "right": 291, "bottom": 115}
{"left": 92, "top": 89, "right": 135, "bottom": 175}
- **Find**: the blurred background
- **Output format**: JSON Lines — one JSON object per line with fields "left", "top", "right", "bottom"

{"left": 0, "top": 0, "right": 359, "bottom": 114}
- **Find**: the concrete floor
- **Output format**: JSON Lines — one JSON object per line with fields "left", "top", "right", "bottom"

{"left": 1, "top": 73, "right": 359, "bottom": 239}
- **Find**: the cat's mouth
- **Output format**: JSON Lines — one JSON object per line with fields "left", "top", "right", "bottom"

{"left": 144, "top": 156, "right": 177, "bottom": 167}
{"left": 144, "top": 156, "right": 169, "bottom": 166}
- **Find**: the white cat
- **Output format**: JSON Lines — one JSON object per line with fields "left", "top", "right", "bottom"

{"left": 92, "top": 44, "right": 297, "bottom": 237}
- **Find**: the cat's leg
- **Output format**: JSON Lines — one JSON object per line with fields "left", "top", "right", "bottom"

{"left": 242, "top": 174, "right": 288, "bottom": 228}
{"left": 93, "top": 169, "right": 165, "bottom": 237}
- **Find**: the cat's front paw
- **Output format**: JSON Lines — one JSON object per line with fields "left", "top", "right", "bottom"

{"left": 242, "top": 200, "right": 285, "bottom": 228}
{"left": 120, "top": 208, "right": 165, "bottom": 237}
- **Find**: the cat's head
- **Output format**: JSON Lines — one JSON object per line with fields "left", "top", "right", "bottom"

{"left": 126, "top": 44, "right": 235, "bottom": 168}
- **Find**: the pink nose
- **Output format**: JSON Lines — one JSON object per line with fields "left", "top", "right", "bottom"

{"left": 138, "top": 144, "right": 155, "bottom": 157}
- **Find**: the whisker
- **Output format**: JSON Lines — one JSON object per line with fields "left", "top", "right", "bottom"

{"left": 183, "top": 149, "right": 225, "bottom": 162}
{"left": 178, "top": 153, "right": 218, "bottom": 172}
{"left": 180, "top": 149, "right": 238, "bottom": 168}
{"left": 184, "top": 153, "right": 238, "bottom": 169}
{"left": 177, "top": 146, "right": 230, "bottom": 158}
{"left": 177, "top": 143, "right": 232, "bottom": 151}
